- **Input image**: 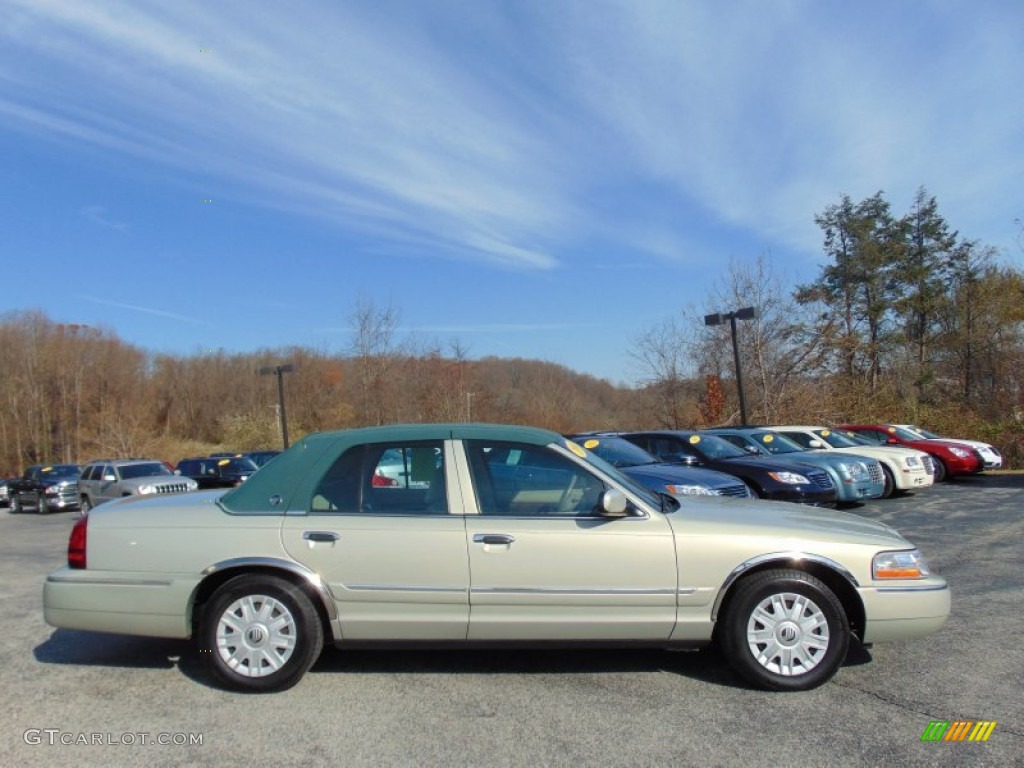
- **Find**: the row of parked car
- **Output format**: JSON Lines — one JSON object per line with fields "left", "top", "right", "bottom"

{"left": 566, "top": 423, "right": 1001, "bottom": 508}
{"left": 1, "top": 450, "right": 280, "bottom": 514}
{"left": 1, "top": 423, "right": 1001, "bottom": 515}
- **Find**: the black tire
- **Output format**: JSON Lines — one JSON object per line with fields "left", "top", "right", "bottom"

{"left": 880, "top": 466, "right": 896, "bottom": 499}
{"left": 199, "top": 574, "right": 324, "bottom": 693}
{"left": 932, "top": 457, "right": 947, "bottom": 483}
{"left": 719, "top": 568, "right": 849, "bottom": 691}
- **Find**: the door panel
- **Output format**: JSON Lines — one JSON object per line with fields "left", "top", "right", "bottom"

{"left": 465, "top": 515, "right": 678, "bottom": 640}
{"left": 281, "top": 439, "right": 470, "bottom": 641}
{"left": 459, "top": 439, "right": 678, "bottom": 641}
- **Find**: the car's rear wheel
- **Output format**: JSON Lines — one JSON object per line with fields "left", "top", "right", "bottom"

{"left": 932, "top": 458, "right": 947, "bottom": 482}
{"left": 200, "top": 574, "right": 324, "bottom": 693}
{"left": 719, "top": 569, "right": 849, "bottom": 691}
{"left": 880, "top": 466, "right": 895, "bottom": 499}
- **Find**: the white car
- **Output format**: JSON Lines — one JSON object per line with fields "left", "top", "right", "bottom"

{"left": 889, "top": 425, "right": 1002, "bottom": 470}
{"left": 770, "top": 426, "right": 935, "bottom": 498}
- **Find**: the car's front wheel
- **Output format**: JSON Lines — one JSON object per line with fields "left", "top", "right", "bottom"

{"left": 200, "top": 574, "right": 324, "bottom": 693}
{"left": 932, "top": 458, "right": 947, "bottom": 482}
{"left": 10, "top": 495, "right": 21, "bottom": 514}
{"left": 880, "top": 466, "right": 895, "bottom": 499}
{"left": 719, "top": 569, "right": 849, "bottom": 691}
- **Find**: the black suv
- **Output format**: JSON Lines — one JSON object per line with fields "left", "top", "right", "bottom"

{"left": 176, "top": 456, "right": 258, "bottom": 489}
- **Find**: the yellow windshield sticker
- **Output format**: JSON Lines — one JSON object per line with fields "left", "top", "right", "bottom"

{"left": 887, "top": 426, "right": 896, "bottom": 433}
{"left": 42, "top": 466, "right": 53, "bottom": 472}
{"left": 689, "top": 435, "right": 701, "bottom": 444}
{"left": 565, "top": 440, "right": 586, "bottom": 458}
{"left": 583, "top": 439, "right": 600, "bottom": 450}
{"left": 762, "top": 434, "right": 774, "bottom": 443}
{"left": 217, "top": 459, "right": 230, "bottom": 466}
{"left": 820, "top": 429, "right": 831, "bottom": 436}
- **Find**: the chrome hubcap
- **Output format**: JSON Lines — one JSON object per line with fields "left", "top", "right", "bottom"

{"left": 216, "top": 594, "right": 297, "bottom": 677}
{"left": 747, "top": 592, "right": 829, "bottom": 676}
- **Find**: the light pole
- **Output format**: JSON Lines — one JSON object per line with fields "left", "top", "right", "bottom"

{"left": 258, "top": 363, "right": 295, "bottom": 449}
{"left": 704, "top": 306, "right": 757, "bottom": 426}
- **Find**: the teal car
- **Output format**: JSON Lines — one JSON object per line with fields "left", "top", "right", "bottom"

{"left": 704, "top": 428, "right": 885, "bottom": 504}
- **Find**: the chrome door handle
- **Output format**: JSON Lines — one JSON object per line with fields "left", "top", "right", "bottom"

{"left": 303, "top": 531, "right": 340, "bottom": 542}
{"left": 473, "top": 533, "right": 515, "bottom": 545}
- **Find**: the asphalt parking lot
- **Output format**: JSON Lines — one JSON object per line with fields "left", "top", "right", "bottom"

{"left": 2, "top": 476, "right": 1021, "bottom": 768}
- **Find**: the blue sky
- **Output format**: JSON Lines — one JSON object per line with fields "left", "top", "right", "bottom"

{"left": 2, "top": 0, "right": 1021, "bottom": 384}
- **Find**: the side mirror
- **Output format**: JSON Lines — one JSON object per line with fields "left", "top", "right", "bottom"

{"left": 599, "top": 488, "right": 629, "bottom": 517}
{"left": 807, "top": 439, "right": 824, "bottom": 449}
{"left": 174, "top": 469, "right": 181, "bottom": 475}
{"left": 743, "top": 445, "right": 760, "bottom": 455}
{"left": 103, "top": 474, "right": 116, "bottom": 482}
{"left": 885, "top": 437, "right": 898, "bottom": 445}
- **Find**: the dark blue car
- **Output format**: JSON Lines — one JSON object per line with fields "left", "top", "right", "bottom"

{"left": 566, "top": 434, "right": 753, "bottom": 500}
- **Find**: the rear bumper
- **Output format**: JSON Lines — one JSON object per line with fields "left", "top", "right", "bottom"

{"left": 44, "top": 567, "right": 195, "bottom": 639}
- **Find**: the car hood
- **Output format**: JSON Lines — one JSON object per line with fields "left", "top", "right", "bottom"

{"left": 716, "top": 455, "right": 821, "bottom": 473}
{"left": 925, "top": 437, "right": 992, "bottom": 452}
{"left": 671, "top": 497, "right": 909, "bottom": 548}
{"left": 623, "top": 463, "right": 741, "bottom": 489}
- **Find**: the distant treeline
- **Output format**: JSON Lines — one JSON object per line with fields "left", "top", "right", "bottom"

{"left": 2, "top": 189, "right": 1022, "bottom": 472}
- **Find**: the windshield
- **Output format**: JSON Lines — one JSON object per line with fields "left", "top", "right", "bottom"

{"left": 561, "top": 438, "right": 661, "bottom": 508}
{"left": 746, "top": 431, "right": 806, "bottom": 455}
{"left": 836, "top": 430, "right": 875, "bottom": 446}
{"left": 39, "top": 465, "right": 82, "bottom": 480}
{"left": 905, "top": 425, "right": 939, "bottom": 439}
{"left": 217, "top": 457, "right": 259, "bottom": 473}
{"left": 889, "top": 426, "right": 927, "bottom": 441}
{"left": 814, "top": 429, "right": 863, "bottom": 449}
{"left": 571, "top": 436, "right": 658, "bottom": 468}
{"left": 686, "top": 434, "right": 748, "bottom": 460}
{"left": 119, "top": 462, "right": 174, "bottom": 480}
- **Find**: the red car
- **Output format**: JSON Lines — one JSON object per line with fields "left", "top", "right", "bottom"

{"left": 838, "top": 424, "right": 981, "bottom": 482}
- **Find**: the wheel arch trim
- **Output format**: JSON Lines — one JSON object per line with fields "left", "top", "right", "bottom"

{"left": 711, "top": 551, "right": 860, "bottom": 622}
{"left": 197, "top": 557, "right": 338, "bottom": 626}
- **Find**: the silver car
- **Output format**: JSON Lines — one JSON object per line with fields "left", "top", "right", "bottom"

{"left": 78, "top": 459, "right": 198, "bottom": 512}
{"left": 46, "top": 424, "right": 950, "bottom": 693}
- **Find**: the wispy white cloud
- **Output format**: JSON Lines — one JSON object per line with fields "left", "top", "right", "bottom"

{"left": 79, "top": 205, "right": 127, "bottom": 231}
{"left": 80, "top": 295, "right": 210, "bottom": 325}
{"left": 3, "top": 0, "right": 1021, "bottom": 272}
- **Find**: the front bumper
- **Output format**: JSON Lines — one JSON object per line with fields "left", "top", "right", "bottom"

{"left": 859, "top": 580, "right": 951, "bottom": 643}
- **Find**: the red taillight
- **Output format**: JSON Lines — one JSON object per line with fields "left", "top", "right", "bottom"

{"left": 68, "top": 516, "right": 87, "bottom": 569}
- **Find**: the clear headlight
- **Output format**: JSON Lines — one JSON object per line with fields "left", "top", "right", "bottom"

{"left": 767, "top": 471, "right": 809, "bottom": 485}
{"left": 665, "top": 484, "right": 716, "bottom": 496}
{"left": 137, "top": 484, "right": 155, "bottom": 494}
{"left": 905, "top": 456, "right": 920, "bottom": 467}
{"left": 873, "top": 549, "right": 931, "bottom": 579}
{"left": 44, "top": 485, "right": 60, "bottom": 495}
{"left": 838, "top": 462, "right": 867, "bottom": 479}
{"left": 949, "top": 446, "right": 970, "bottom": 458}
